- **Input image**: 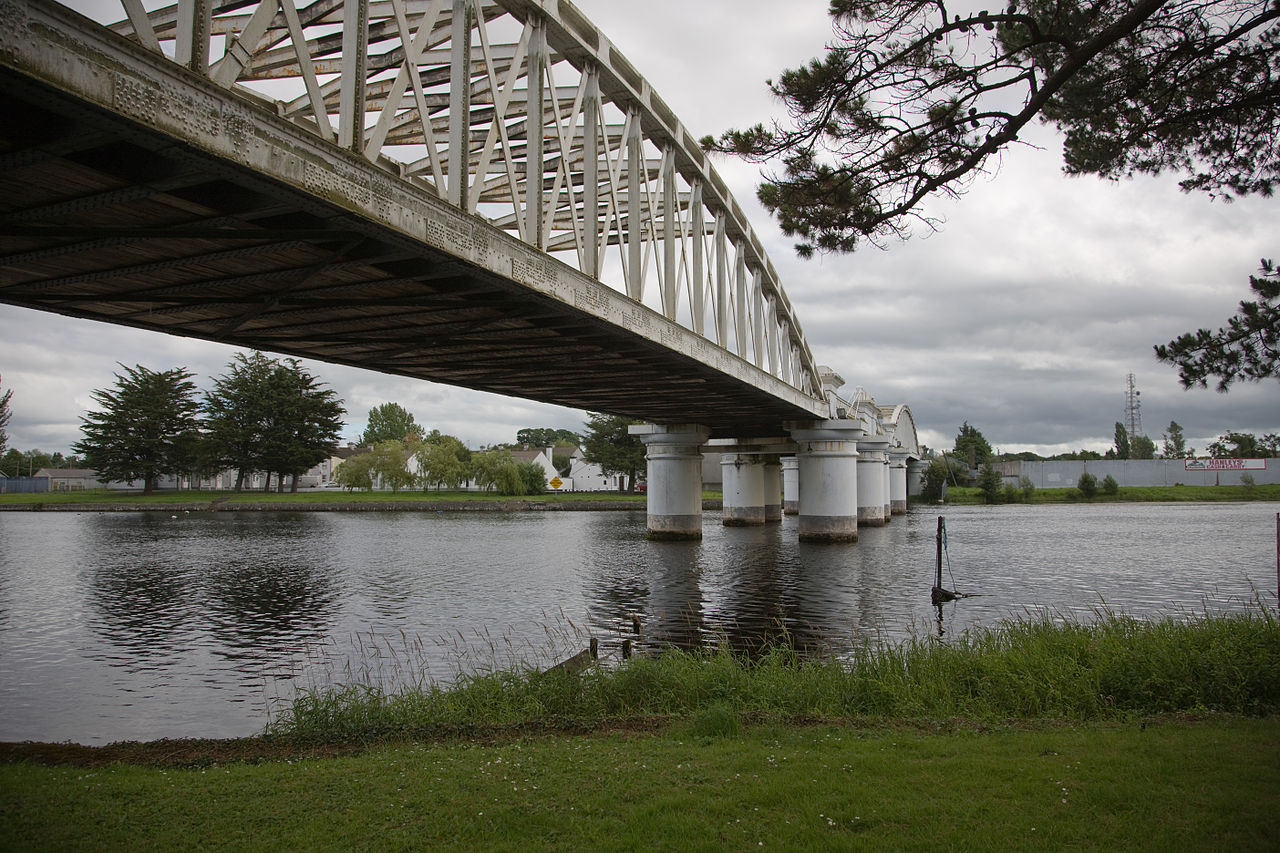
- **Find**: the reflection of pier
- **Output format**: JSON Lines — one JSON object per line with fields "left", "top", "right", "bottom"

{"left": 585, "top": 513, "right": 938, "bottom": 659}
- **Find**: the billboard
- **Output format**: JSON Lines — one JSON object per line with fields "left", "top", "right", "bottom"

{"left": 1184, "top": 458, "right": 1267, "bottom": 471}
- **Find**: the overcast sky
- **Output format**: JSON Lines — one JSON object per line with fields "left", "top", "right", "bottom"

{"left": 1, "top": 0, "right": 1275, "bottom": 457}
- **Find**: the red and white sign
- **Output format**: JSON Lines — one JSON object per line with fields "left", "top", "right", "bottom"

{"left": 1184, "top": 458, "right": 1267, "bottom": 471}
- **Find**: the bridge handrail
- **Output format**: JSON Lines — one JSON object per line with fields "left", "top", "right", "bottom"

{"left": 93, "top": 0, "right": 824, "bottom": 399}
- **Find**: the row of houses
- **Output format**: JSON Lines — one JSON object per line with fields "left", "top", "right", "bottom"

{"left": 1, "top": 445, "right": 629, "bottom": 494}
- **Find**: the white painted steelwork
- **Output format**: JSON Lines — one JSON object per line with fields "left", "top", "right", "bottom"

{"left": 95, "top": 0, "right": 823, "bottom": 398}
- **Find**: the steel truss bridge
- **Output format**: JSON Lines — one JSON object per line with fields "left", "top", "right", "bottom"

{"left": 1, "top": 0, "right": 853, "bottom": 438}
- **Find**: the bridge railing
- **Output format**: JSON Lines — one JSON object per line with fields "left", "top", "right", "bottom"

{"left": 91, "top": 0, "right": 824, "bottom": 399}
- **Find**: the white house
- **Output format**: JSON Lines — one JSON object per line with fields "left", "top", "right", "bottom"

{"left": 565, "top": 447, "right": 625, "bottom": 492}
{"left": 510, "top": 447, "right": 563, "bottom": 490}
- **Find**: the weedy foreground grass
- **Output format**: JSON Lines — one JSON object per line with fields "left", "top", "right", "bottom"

{"left": 269, "top": 609, "right": 1280, "bottom": 743}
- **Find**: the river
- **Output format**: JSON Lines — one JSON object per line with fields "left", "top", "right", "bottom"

{"left": 1, "top": 502, "right": 1276, "bottom": 744}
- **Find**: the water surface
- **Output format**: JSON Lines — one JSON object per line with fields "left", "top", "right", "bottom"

{"left": 1, "top": 502, "right": 1274, "bottom": 744}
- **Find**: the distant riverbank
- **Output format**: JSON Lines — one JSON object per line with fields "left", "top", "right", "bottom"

{"left": 0, "top": 488, "right": 670, "bottom": 512}
{"left": 2, "top": 484, "right": 1276, "bottom": 511}
{"left": 942, "top": 483, "right": 1280, "bottom": 505}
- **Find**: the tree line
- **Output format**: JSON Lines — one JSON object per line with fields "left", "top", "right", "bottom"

{"left": 923, "top": 420, "right": 1279, "bottom": 503}
{"left": 331, "top": 406, "right": 647, "bottom": 496}
{"left": 62, "top": 353, "right": 343, "bottom": 494}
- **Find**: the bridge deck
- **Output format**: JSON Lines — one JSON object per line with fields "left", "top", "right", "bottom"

{"left": 0, "top": 5, "right": 825, "bottom": 438}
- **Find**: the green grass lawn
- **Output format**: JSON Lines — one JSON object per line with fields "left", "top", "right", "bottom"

{"left": 2, "top": 717, "right": 1276, "bottom": 851}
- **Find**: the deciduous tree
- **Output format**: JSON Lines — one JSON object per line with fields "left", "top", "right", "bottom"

{"left": 362, "top": 403, "right": 420, "bottom": 446}
{"left": 415, "top": 435, "right": 469, "bottom": 490}
{"left": 1130, "top": 434, "right": 1156, "bottom": 459}
{"left": 706, "top": 0, "right": 1279, "bottom": 256}
{"left": 369, "top": 440, "right": 416, "bottom": 492}
{"left": 72, "top": 364, "right": 202, "bottom": 494}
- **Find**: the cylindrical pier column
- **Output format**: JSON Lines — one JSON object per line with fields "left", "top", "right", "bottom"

{"left": 631, "top": 424, "right": 710, "bottom": 540}
{"left": 721, "top": 454, "right": 766, "bottom": 526}
{"left": 889, "top": 450, "right": 910, "bottom": 515}
{"left": 856, "top": 436, "right": 890, "bottom": 527}
{"left": 907, "top": 459, "right": 929, "bottom": 497}
{"left": 789, "top": 421, "right": 863, "bottom": 542}
{"left": 763, "top": 459, "right": 783, "bottom": 522}
{"left": 781, "top": 456, "right": 799, "bottom": 515}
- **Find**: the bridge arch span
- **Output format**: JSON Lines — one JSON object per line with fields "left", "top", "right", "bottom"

{"left": 92, "top": 0, "right": 822, "bottom": 396}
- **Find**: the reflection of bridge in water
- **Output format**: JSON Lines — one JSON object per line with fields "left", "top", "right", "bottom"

{"left": 0, "top": 0, "right": 921, "bottom": 540}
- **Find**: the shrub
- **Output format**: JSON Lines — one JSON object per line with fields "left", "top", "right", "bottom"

{"left": 1241, "top": 473, "right": 1256, "bottom": 491}
{"left": 978, "top": 463, "right": 1003, "bottom": 504}
{"left": 1018, "top": 475, "right": 1036, "bottom": 500}
{"left": 1100, "top": 474, "right": 1119, "bottom": 495}
{"left": 517, "top": 461, "right": 547, "bottom": 495}
{"left": 1002, "top": 483, "right": 1020, "bottom": 503}
{"left": 921, "top": 457, "right": 962, "bottom": 502}
{"left": 1077, "top": 472, "right": 1098, "bottom": 499}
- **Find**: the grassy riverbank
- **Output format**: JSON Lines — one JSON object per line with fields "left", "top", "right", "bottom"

{"left": 3, "top": 611, "right": 1277, "bottom": 850}
{"left": 0, "top": 488, "right": 656, "bottom": 510}
{"left": 944, "top": 482, "right": 1280, "bottom": 504}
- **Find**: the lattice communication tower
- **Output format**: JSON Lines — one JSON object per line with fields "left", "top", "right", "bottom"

{"left": 1124, "top": 373, "right": 1144, "bottom": 438}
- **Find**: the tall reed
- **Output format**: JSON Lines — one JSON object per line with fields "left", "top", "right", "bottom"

{"left": 267, "top": 606, "right": 1279, "bottom": 743}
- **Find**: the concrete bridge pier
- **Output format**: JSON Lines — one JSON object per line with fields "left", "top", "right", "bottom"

{"left": 721, "top": 454, "right": 766, "bottom": 526}
{"left": 763, "top": 460, "right": 783, "bottom": 522}
{"left": 781, "top": 457, "right": 799, "bottom": 515}
{"left": 788, "top": 421, "right": 864, "bottom": 542}
{"left": 908, "top": 459, "right": 930, "bottom": 498}
{"left": 888, "top": 450, "right": 910, "bottom": 515}
{"left": 631, "top": 424, "right": 711, "bottom": 540}
{"left": 856, "top": 436, "right": 890, "bottom": 527}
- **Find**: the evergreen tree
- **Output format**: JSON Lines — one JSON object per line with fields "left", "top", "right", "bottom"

{"left": 1207, "top": 432, "right": 1278, "bottom": 458}
{"left": 1161, "top": 421, "right": 1190, "bottom": 458}
{"left": 978, "top": 463, "right": 1004, "bottom": 504}
{"left": 1155, "top": 258, "right": 1279, "bottom": 391}
{"left": 707, "top": 0, "right": 1279, "bottom": 256}
{"left": 72, "top": 364, "right": 202, "bottom": 494}
{"left": 362, "top": 403, "right": 420, "bottom": 446}
{"left": 1112, "top": 422, "right": 1131, "bottom": 460}
{"left": 580, "top": 413, "right": 646, "bottom": 492}
{"left": 953, "top": 422, "right": 993, "bottom": 468}
{"left": 257, "top": 359, "right": 345, "bottom": 492}
{"left": 204, "top": 352, "right": 344, "bottom": 491}
{"left": 204, "top": 352, "right": 276, "bottom": 491}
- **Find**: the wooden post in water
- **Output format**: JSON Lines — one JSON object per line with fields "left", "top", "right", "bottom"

{"left": 931, "top": 515, "right": 958, "bottom": 604}
{"left": 936, "top": 515, "right": 944, "bottom": 590}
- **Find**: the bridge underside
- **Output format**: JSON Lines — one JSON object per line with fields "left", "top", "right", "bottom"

{"left": 0, "top": 70, "right": 815, "bottom": 438}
